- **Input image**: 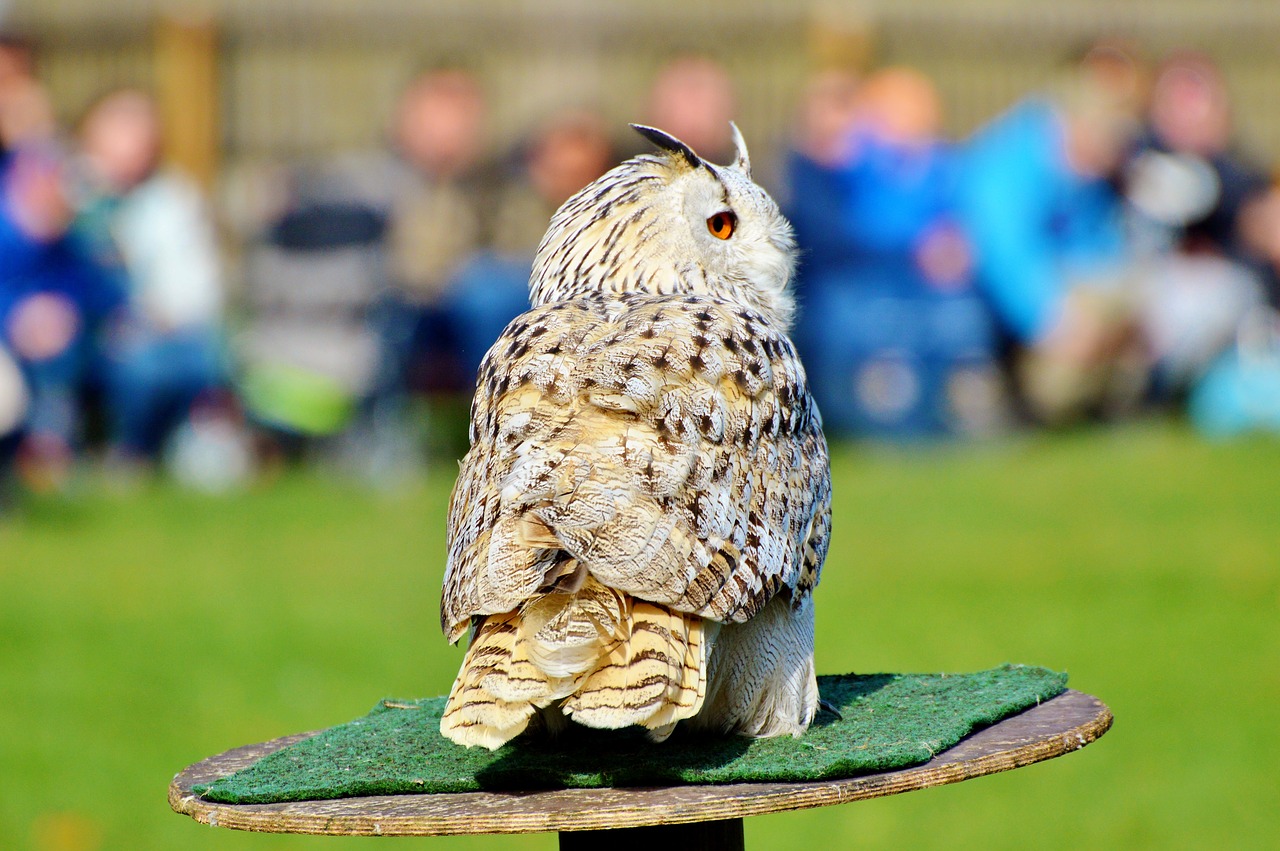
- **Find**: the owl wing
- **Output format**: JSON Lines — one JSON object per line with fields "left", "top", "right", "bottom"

{"left": 440, "top": 292, "right": 831, "bottom": 642}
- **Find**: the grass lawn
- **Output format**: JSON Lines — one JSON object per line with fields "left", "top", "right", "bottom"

{"left": 1, "top": 422, "right": 1276, "bottom": 850}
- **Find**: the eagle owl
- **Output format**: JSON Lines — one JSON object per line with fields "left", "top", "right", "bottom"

{"left": 440, "top": 124, "right": 832, "bottom": 749}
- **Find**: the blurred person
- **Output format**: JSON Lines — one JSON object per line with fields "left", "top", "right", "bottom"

{"left": 634, "top": 55, "right": 738, "bottom": 164}
{"left": 784, "top": 67, "right": 861, "bottom": 301}
{"left": 830, "top": 67, "right": 968, "bottom": 290}
{"left": 787, "top": 67, "right": 1005, "bottom": 438}
{"left": 231, "top": 66, "right": 494, "bottom": 474}
{"left": 1075, "top": 37, "right": 1151, "bottom": 121}
{"left": 0, "top": 31, "right": 54, "bottom": 146}
{"left": 387, "top": 66, "right": 490, "bottom": 396}
{"left": 386, "top": 66, "right": 491, "bottom": 311}
{"left": 1240, "top": 187, "right": 1280, "bottom": 312}
{"left": 0, "top": 35, "right": 121, "bottom": 491}
{"left": 0, "top": 339, "right": 26, "bottom": 505}
{"left": 1123, "top": 51, "right": 1266, "bottom": 393}
{"left": 1188, "top": 186, "right": 1280, "bottom": 438}
{"left": 444, "top": 107, "right": 615, "bottom": 377}
{"left": 1134, "top": 51, "right": 1263, "bottom": 259}
{"left": 957, "top": 66, "right": 1146, "bottom": 425}
{"left": 74, "top": 87, "right": 227, "bottom": 468}
{"left": 234, "top": 169, "right": 394, "bottom": 472}
{"left": 490, "top": 108, "right": 616, "bottom": 255}
{"left": 333, "top": 65, "right": 497, "bottom": 399}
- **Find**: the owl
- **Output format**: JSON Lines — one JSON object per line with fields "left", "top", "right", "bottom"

{"left": 439, "top": 124, "right": 832, "bottom": 750}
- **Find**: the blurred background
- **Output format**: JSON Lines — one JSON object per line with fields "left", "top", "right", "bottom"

{"left": 0, "top": 1, "right": 1276, "bottom": 849}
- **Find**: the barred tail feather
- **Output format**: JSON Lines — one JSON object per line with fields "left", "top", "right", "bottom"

{"left": 440, "top": 584, "right": 710, "bottom": 749}
{"left": 440, "top": 611, "right": 545, "bottom": 750}
{"left": 561, "top": 601, "right": 708, "bottom": 737}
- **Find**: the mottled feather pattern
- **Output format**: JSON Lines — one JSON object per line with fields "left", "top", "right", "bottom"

{"left": 439, "top": 126, "right": 831, "bottom": 749}
{"left": 441, "top": 292, "right": 829, "bottom": 637}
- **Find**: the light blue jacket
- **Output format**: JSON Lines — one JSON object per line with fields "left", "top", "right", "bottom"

{"left": 957, "top": 99, "right": 1129, "bottom": 343}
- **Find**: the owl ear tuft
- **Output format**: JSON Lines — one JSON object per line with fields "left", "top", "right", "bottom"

{"left": 631, "top": 124, "right": 702, "bottom": 169}
{"left": 729, "top": 122, "right": 751, "bottom": 177}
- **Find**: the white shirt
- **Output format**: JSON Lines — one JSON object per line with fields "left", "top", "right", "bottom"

{"left": 113, "top": 170, "right": 223, "bottom": 330}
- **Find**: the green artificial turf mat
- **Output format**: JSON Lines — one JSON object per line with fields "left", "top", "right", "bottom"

{"left": 195, "top": 664, "right": 1066, "bottom": 804}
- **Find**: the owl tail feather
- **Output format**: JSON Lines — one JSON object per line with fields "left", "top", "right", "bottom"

{"left": 561, "top": 600, "right": 709, "bottom": 737}
{"left": 440, "top": 578, "right": 709, "bottom": 750}
{"left": 438, "top": 610, "right": 544, "bottom": 750}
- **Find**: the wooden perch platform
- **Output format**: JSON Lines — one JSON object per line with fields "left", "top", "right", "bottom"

{"left": 170, "top": 689, "right": 1111, "bottom": 848}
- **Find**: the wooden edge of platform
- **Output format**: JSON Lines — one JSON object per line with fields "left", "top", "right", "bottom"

{"left": 168, "top": 688, "right": 1112, "bottom": 837}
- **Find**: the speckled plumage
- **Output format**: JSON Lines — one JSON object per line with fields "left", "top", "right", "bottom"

{"left": 440, "top": 125, "right": 831, "bottom": 750}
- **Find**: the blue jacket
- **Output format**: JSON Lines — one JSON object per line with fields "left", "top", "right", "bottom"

{"left": 787, "top": 134, "right": 966, "bottom": 299}
{"left": 957, "top": 99, "right": 1129, "bottom": 343}
{"left": 0, "top": 151, "right": 122, "bottom": 351}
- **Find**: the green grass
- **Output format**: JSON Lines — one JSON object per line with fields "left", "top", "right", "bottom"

{"left": 1, "top": 422, "right": 1276, "bottom": 850}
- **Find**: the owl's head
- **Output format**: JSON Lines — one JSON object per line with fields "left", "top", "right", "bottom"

{"left": 529, "top": 123, "right": 797, "bottom": 328}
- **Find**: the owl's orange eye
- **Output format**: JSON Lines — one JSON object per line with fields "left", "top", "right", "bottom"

{"left": 707, "top": 211, "right": 737, "bottom": 240}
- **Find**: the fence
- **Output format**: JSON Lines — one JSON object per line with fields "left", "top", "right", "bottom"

{"left": 11, "top": 0, "right": 1280, "bottom": 187}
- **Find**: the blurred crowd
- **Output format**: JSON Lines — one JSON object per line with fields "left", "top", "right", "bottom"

{"left": 787, "top": 41, "right": 1280, "bottom": 439}
{"left": 1, "top": 34, "right": 228, "bottom": 498}
{"left": 3, "top": 35, "right": 1280, "bottom": 502}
